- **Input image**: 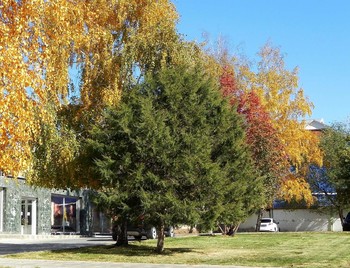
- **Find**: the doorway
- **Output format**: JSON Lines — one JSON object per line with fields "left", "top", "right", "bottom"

{"left": 21, "top": 198, "right": 37, "bottom": 235}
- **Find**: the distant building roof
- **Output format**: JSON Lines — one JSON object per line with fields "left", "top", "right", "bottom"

{"left": 305, "top": 119, "right": 328, "bottom": 131}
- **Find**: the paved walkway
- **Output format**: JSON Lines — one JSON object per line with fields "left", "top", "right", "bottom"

{"left": 0, "top": 236, "right": 113, "bottom": 256}
{"left": 0, "top": 258, "right": 258, "bottom": 268}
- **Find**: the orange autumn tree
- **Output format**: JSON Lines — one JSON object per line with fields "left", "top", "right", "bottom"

{"left": 238, "top": 43, "right": 322, "bottom": 205}
{"left": 0, "top": 0, "right": 178, "bottom": 184}
{"left": 220, "top": 66, "right": 288, "bottom": 207}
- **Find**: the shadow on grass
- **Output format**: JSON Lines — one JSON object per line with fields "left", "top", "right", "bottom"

{"left": 49, "top": 244, "right": 194, "bottom": 257}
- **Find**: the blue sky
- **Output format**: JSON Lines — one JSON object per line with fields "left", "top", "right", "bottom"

{"left": 172, "top": 0, "right": 350, "bottom": 124}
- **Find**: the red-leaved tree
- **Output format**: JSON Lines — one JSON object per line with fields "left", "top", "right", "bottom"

{"left": 220, "top": 66, "right": 288, "bottom": 207}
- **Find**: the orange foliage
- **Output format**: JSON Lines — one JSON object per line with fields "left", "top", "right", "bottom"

{"left": 237, "top": 43, "right": 322, "bottom": 205}
{"left": 0, "top": 0, "right": 178, "bottom": 177}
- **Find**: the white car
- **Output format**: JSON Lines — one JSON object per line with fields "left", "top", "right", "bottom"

{"left": 259, "top": 218, "right": 279, "bottom": 232}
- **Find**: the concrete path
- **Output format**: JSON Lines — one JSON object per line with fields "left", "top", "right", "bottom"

{"left": 0, "top": 258, "right": 258, "bottom": 268}
{"left": 0, "top": 236, "right": 113, "bottom": 255}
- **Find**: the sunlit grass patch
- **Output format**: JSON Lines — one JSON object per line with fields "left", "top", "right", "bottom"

{"left": 5, "top": 232, "right": 350, "bottom": 267}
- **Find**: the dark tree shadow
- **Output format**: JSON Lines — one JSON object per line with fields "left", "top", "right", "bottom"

{"left": 49, "top": 244, "right": 194, "bottom": 257}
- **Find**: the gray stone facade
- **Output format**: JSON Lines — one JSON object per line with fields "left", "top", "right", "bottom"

{"left": 0, "top": 176, "right": 94, "bottom": 236}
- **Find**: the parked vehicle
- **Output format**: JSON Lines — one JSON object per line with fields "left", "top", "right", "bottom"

{"left": 112, "top": 223, "right": 174, "bottom": 241}
{"left": 259, "top": 218, "right": 279, "bottom": 232}
{"left": 343, "top": 212, "right": 350, "bottom": 231}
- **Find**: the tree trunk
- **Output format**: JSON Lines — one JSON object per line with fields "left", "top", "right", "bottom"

{"left": 116, "top": 218, "right": 128, "bottom": 246}
{"left": 156, "top": 222, "right": 165, "bottom": 253}
{"left": 255, "top": 208, "right": 264, "bottom": 232}
{"left": 227, "top": 222, "right": 240, "bottom": 236}
{"left": 338, "top": 206, "right": 344, "bottom": 226}
{"left": 217, "top": 224, "right": 225, "bottom": 234}
{"left": 232, "top": 222, "right": 240, "bottom": 236}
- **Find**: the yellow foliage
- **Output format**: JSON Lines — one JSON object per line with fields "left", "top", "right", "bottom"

{"left": 237, "top": 43, "right": 323, "bottom": 204}
{"left": 0, "top": 0, "right": 178, "bottom": 177}
{"left": 239, "top": 43, "right": 322, "bottom": 168}
{"left": 278, "top": 174, "right": 315, "bottom": 206}
{"left": 78, "top": 0, "right": 178, "bottom": 117}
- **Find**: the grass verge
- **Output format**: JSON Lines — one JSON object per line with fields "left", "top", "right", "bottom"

{"left": 4, "top": 232, "right": 350, "bottom": 267}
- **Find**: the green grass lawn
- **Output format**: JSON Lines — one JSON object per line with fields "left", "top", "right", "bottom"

{"left": 4, "top": 232, "right": 350, "bottom": 267}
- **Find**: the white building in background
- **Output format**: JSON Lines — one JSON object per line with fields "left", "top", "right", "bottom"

{"left": 239, "top": 119, "right": 343, "bottom": 232}
{"left": 239, "top": 209, "right": 342, "bottom": 232}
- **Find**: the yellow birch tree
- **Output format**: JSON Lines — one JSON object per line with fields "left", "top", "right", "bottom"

{"left": 0, "top": 0, "right": 178, "bottom": 182}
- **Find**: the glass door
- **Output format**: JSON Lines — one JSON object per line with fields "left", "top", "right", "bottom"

{"left": 21, "top": 198, "right": 37, "bottom": 235}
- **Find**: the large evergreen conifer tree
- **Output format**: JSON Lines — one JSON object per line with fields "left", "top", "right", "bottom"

{"left": 87, "top": 64, "right": 263, "bottom": 252}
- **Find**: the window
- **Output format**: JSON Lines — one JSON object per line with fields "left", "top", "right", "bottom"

{"left": 261, "top": 219, "right": 273, "bottom": 223}
{"left": 51, "top": 196, "right": 78, "bottom": 233}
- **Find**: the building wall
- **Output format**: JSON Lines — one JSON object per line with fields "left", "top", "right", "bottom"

{"left": 239, "top": 209, "right": 343, "bottom": 232}
{"left": 0, "top": 177, "right": 51, "bottom": 234}
{"left": 91, "top": 208, "right": 113, "bottom": 234}
{"left": 0, "top": 177, "right": 93, "bottom": 235}
{"left": 43, "top": 188, "right": 93, "bottom": 236}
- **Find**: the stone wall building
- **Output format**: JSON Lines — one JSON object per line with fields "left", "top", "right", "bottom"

{"left": 0, "top": 176, "right": 111, "bottom": 236}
